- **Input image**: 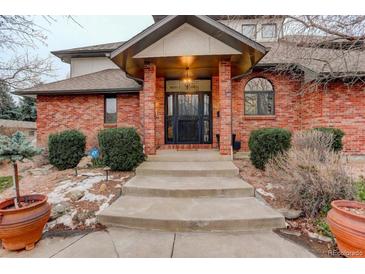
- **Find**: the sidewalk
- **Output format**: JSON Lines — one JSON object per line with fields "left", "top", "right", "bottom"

{"left": 0, "top": 228, "right": 316, "bottom": 258}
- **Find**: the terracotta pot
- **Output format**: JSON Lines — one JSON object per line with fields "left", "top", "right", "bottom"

{"left": 0, "top": 194, "right": 51, "bottom": 251}
{"left": 327, "top": 200, "right": 365, "bottom": 258}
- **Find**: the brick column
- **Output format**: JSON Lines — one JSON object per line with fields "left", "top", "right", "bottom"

{"left": 219, "top": 60, "right": 232, "bottom": 155}
{"left": 143, "top": 63, "right": 157, "bottom": 155}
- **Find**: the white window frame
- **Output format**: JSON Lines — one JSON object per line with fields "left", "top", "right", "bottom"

{"left": 241, "top": 24, "right": 257, "bottom": 40}
{"left": 261, "top": 23, "right": 277, "bottom": 38}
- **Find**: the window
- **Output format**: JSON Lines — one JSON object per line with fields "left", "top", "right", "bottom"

{"left": 244, "top": 78, "right": 274, "bottom": 115}
{"left": 104, "top": 95, "right": 117, "bottom": 123}
{"left": 261, "top": 23, "right": 277, "bottom": 38}
{"left": 242, "top": 24, "right": 256, "bottom": 40}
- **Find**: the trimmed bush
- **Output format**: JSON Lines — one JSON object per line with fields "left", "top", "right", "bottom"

{"left": 48, "top": 130, "right": 86, "bottom": 170}
{"left": 248, "top": 128, "right": 292, "bottom": 170}
{"left": 314, "top": 127, "right": 345, "bottom": 151}
{"left": 98, "top": 127, "right": 144, "bottom": 171}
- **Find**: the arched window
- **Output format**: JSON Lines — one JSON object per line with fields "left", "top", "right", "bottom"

{"left": 244, "top": 78, "right": 274, "bottom": 115}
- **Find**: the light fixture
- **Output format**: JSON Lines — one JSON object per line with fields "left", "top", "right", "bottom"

{"left": 182, "top": 67, "right": 192, "bottom": 87}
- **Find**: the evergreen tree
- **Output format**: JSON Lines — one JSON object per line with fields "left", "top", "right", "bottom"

{"left": 0, "top": 82, "right": 21, "bottom": 120}
{"left": 19, "top": 96, "right": 36, "bottom": 122}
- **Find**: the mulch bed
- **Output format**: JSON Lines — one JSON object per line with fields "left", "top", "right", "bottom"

{"left": 233, "top": 158, "right": 364, "bottom": 258}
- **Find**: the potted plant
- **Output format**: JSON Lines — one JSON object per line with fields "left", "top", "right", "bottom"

{"left": 327, "top": 200, "right": 365, "bottom": 258}
{"left": 0, "top": 132, "right": 51, "bottom": 251}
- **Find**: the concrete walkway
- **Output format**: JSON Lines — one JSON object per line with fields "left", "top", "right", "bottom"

{"left": 0, "top": 228, "right": 315, "bottom": 258}
{"left": 97, "top": 150, "right": 285, "bottom": 232}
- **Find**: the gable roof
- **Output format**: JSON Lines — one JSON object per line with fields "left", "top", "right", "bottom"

{"left": 13, "top": 69, "right": 141, "bottom": 96}
{"left": 110, "top": 15, "right": 268, "bottom": 79}
{"left": 111, "top": 15, "right": 267, "bottom": 59}
{"left": 52, "top": 41, "right": 125, "bottom": 63}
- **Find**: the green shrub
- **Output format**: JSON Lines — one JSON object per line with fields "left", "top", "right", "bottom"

{"left": 314, "top": 127, "right": 345, "bottom": 151}
{"left": 248, "top": 128, "right": 292, "bottom": 170}
{"left": 0, "top": 176, "right": 13, "bottom": 192}
{"left": 316, "top": 218, "right": 333, "bottom": 238}
{"left": 355, "top": 176, "right": 365, "bottom": 202}
{"left": 98, "top": 127, "right": 144, "bottom": 171}
{"left": 48, "top": 130, "right": 86, "bottom": 170}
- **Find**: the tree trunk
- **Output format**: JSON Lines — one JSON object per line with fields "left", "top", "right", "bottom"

{"left": 13, "top": 162, "right": 21, "bottom": 208}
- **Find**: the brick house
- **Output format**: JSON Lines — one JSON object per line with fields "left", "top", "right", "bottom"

{"left": 15, "top": 15, "right": 365, "bottom": 156}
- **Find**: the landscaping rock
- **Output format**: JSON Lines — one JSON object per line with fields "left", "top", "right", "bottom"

{"left": 256, "top": 188, "right": 275, "bottom": 199}
{"left": 66, "top": 189, "right": 85, "bottom": 201}
{"left": 29, "top": 164, "right": 54, "bottom": 176}
{"left": 278, "top": 208, "right": 303, "bottom": 220}
{"left": 99, "top": 183, "right": 107, "bottom": 193}
{"left": 280, "top": 229, "right": 302, "bottom": 237}
{"left": 114, "top": 184, "right": 122, "bottom": 189}
{"left": 73, "top": 210, "right": 95, "bottom": 224}
{"left": 77, "top": 156, "right": 93, "bottom": 169}
{"left": 307, "top": 231, "right": 332, "bottom": 243}
{"left": 265, "top": 183, "right": 274, "bottom": 190}
{"left": 50, "top": 202, "right": 70, "bottom": 220}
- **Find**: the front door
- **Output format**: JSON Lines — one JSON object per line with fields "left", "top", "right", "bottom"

{"left": 165, "top": 92, "right": 212, "bottom": 144}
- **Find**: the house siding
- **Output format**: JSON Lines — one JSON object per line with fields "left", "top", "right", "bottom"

{"left": 300, "top": 82, "right": 365, "bottom": 154}
{"left": 36, "top": 73, "right": 365, "bottom": 155}
{"left": 232, "top": 72, "right": 302, "bottom": 152}
{"left": 37, "top": 94, "right": 140, "bottom": 149}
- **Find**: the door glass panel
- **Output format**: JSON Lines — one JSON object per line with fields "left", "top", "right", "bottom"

{"left": 178, "top": 94, "right": 199, "bottom": 116}
{"left": 203, "top": 94, "right": 210, "bottom": 116}
{"left": 166, "top": 118, "right": 174, "bottom": 142}
{"left": 203, "top": 119, "right": 210, "bottom": 143}
{"left": 167, "top": 94, "right": 173, "bottom": 116}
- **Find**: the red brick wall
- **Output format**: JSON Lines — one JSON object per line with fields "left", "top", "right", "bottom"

{"left": 142, "top": 63, "right": 157, "bottom": 155}
{"left": 37, "top": 94, "right": 140, "bottom": 149}
{"left": 230, "top": 73, "right": 365, "bottom": 155}
{"left": 155, "top": 78, "right": 165, "bottom": 147}
{"left": 212, "top": 76, "right": 220, "bottom": 149}
{"left": 232, "top": 72, "right": 302, "bottom": 152}
{"left": 218, "top": 61, "right": 232, "bottom": 155}
{"left": 300, "top": 82, "right": 365, "bottom": 154}
{"left": 117, "top": 94, "right": 140, "bottom": 132}
{"left": 37, "top": 73, "right": 365, "bottom": 155}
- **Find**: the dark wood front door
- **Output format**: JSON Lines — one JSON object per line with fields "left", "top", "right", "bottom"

{"left": 165, "top": 92, "right": 212, "bottom": 144}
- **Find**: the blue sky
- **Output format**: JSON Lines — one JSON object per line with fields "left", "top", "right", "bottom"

{"left": 34, "top": 15, "right": 154, "bottom": 80}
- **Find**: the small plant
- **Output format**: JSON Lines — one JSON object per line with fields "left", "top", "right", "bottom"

{"left": 98, "top": 127, "right": 144, "bottom": 171}
{"left": 248, "top": 128, "right": 291, "bottom": 170}
{"left": 316, "top": 218, "right": 333, "bottom": 238}
{"left": 91, "top": 157, "right": 105, "bottom": 168}
{"left": 0, "top": 132, "right": 42, "bottom": 207}
{"left": 0, "top": 176, "right": 13, "bottom": 192}
{"left": 48, "top": 130, "right": 86, "bottom": 170}
{"left": 314, "top": 127, "right": 345, "bottom": 152}
{"left": 267, "top": 130, "right": 355, "bottom": 218}
{"left": 355, "top": 176, "right": 365, "bottom": 202}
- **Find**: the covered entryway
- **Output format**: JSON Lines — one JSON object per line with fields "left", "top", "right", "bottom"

{"left": 109, "top": 15, "right": 268, "bottom": 155}
{"left": 165, "top": 79, "right": 212, "bottom": 144}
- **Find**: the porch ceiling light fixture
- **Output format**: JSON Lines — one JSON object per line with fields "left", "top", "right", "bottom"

{"left": 182, "top": 67, "right": 192, "bottom": 87}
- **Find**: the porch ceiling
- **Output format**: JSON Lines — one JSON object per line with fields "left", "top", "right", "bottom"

{"left": 110, "top": 15, "right": 268, "bottom": 80}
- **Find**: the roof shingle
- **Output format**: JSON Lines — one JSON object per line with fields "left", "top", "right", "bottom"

{"left": 14, "top": 69, "right": 141, "bottom": 95}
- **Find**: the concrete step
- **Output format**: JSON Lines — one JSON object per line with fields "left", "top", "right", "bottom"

{"left": 97, "top": 196, "right": 286, "bottom": 232}
{"left": 148, "top": 150, "right": 231, "bottom": 162}
{"left": 123, "top": 176, "right": 254, "bottom": 198}
{"left": 136, "top": 161, "right": 239, "bottom": 177}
